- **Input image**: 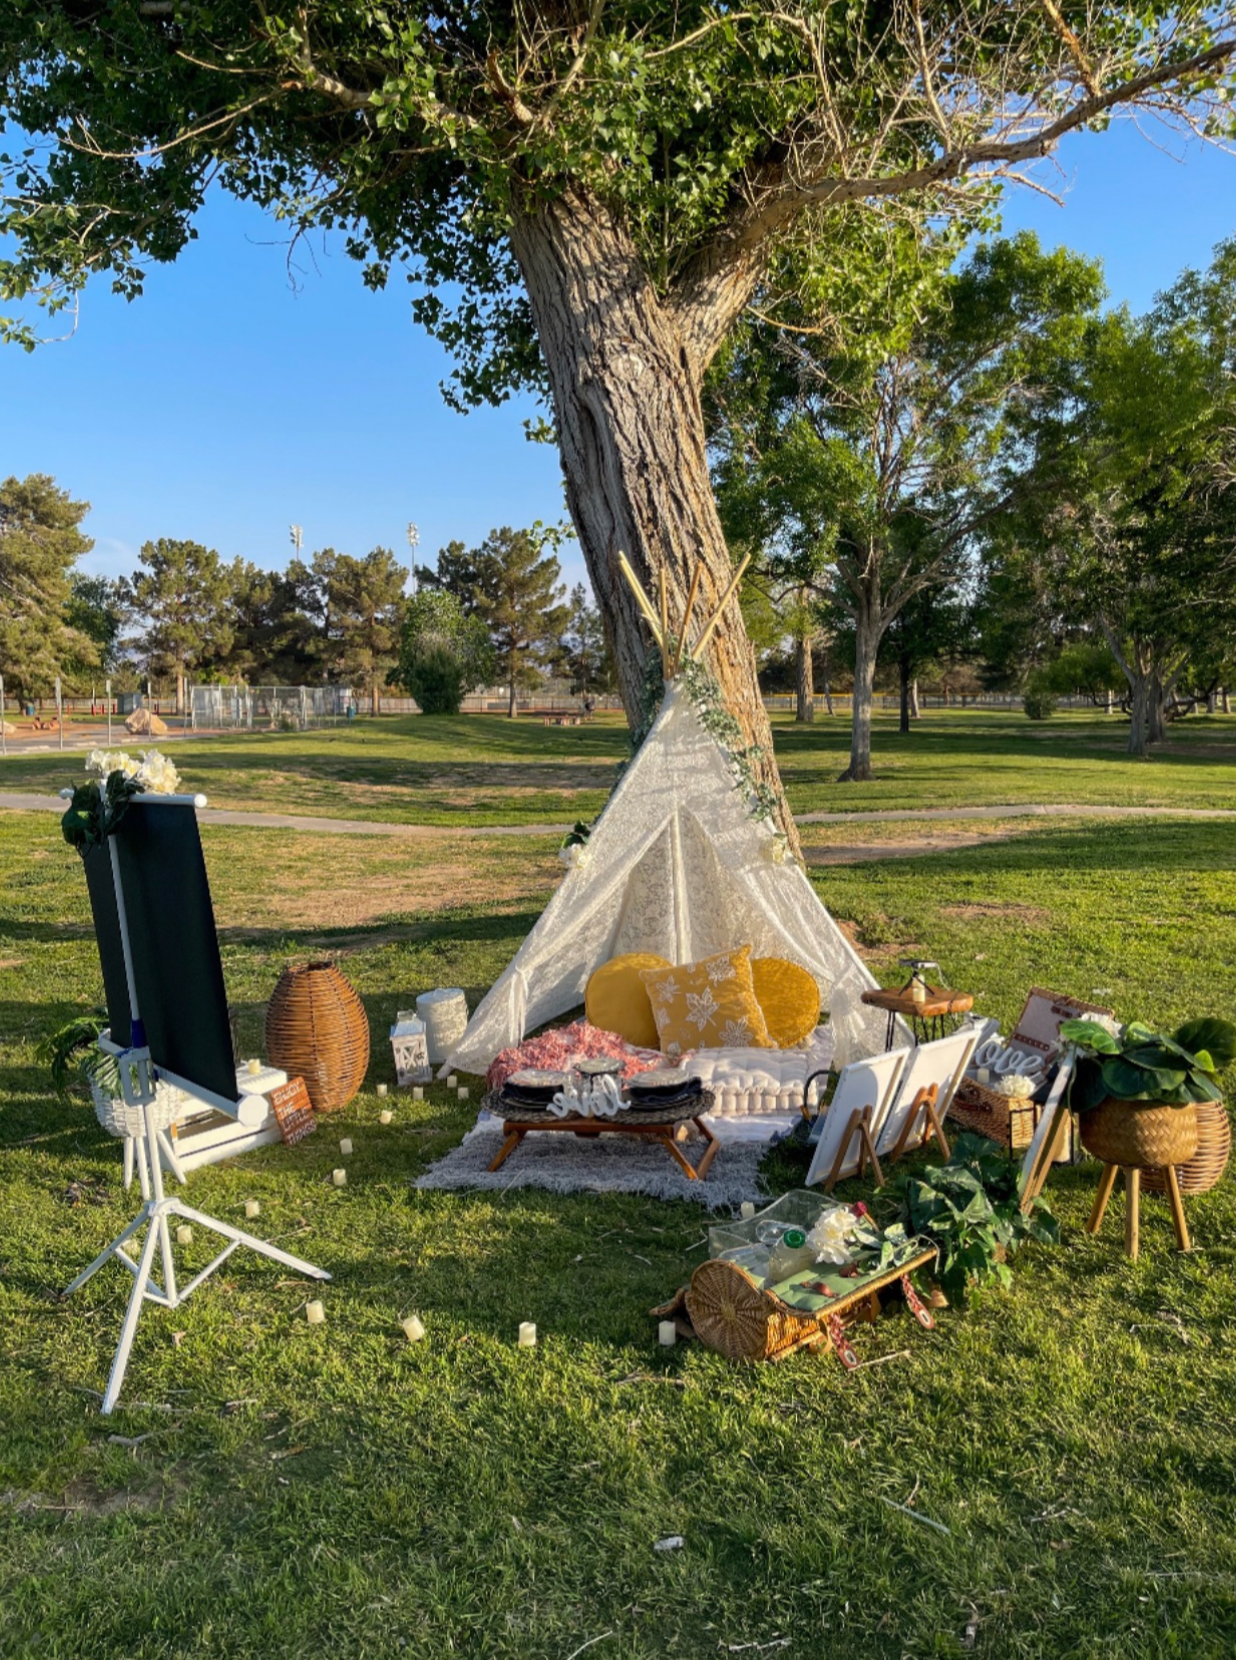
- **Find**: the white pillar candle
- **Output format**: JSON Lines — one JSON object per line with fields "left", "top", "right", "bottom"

{"left": 740, "top": 1201, "right": 757, "bottom": 1221}
{"left": 332, "top": 1168, "right": 347, "bottom": 1187}
{"left": 339, "top": 1137, "right": 353, "bottom": 1156}
{"left": 244, "top": 1199, "right": 261, "bottom": 1220}
{"left": 246, "top": 1057, "right": 262, "bottom": 1075}
{"left": 176, "top": 1224, "right": 193, "bottom": 1245}
{"left": 517, "top": 1321, "right": 537, "bottom": 1348}
{"left": 305, "top": 1300, "right": 326, "bottom": 1325}
{"left": 375, "top": 1083, "right": 388, "bottom": 1098}
{"left": 446, "top": 1074, "right": 458, "bottom": 1089}
{"left": 658, "top": 1320, "right": 677, "bottom": 1347}
{"left": 412, "top": 1086, "right": 424, "bottom": 1101}
{"left": 379, "top": 1109, "right": 393, "bottom": 1125}
{"left": 401, "top": 1314, "right": 426, "bottom": 1343}
{"left": 458, "top": 1086, "right": 470, "bottom": 1101}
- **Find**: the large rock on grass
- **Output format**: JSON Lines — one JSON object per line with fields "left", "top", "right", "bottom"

{"left": 125, "top": 707, "right": 169, "bottom": 737}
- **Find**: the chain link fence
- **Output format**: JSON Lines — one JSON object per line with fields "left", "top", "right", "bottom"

{"left": 190, "top": 685, "right": 354, "bottom": 731}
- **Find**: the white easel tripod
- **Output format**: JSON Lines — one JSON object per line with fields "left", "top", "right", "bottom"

{"left": 64, "top": 800, "right": 330, "bottom": 1415}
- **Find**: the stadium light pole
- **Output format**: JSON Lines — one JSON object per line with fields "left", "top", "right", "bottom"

{"left": 406, "top": 523, "right": 419, "bottom": 594}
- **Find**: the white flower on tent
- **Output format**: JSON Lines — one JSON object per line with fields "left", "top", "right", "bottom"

{"left": 686, "top": 986, "right": 720, "bottom": 1030}
{"left": 764, "top": 835, "right": 790, "bottom": 866}
{"left": 559, "top": 842, "right": 591, "bottom": 870}
{"left": 720, "top": 1018, "right": 753, "bottom": 1047}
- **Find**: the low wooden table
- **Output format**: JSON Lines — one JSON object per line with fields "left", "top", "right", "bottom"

{"left": 483, "top": 1091, "right": 721, "bottom": 1181}
{"left": 861, "top": 986, "right": 974, "bottom": 1047}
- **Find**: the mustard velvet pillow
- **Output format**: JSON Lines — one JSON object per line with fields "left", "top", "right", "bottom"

{"left": 751, "top": 957, "right": 821, "bottom": 1048}
{"left": 640, "top": 947, "right": 773, "bottom": 1056}
{"left": 585, "top": 953, "right": 671, "bottom": 1049}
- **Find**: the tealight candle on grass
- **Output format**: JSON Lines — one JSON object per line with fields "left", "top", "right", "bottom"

{"left": 339, "top": 1137, "right": 353, "bottom": 1156}
{"left": 740, "top": 1201, "right": 757, "bottom": 1221}
{"left": 176, "top": 1225, "right": 193, "bottom": 1245}
{"left": 305, "top": 1300, "right": 326, "bottom": 1325}
{"left": 658, "top": 1321, "right": 677, "bottom": 1348}
{"left": 446, "top": 1074, "right": 458, "bottom": 1089}
{"left": 401, "top": 1315, "right": 426, "bottom": 1344}
{"left": 244, "top": 1199, "right": 261, "bottom": 1220}
{"left": 379, "top": 1109, "right": 393, "bottom": 1125}
{"left": 517, "top": 1322, "right": 537, "bottom": 1348}
{"left": 458, "top": 1086, "right": 470, "bottom": 1101}
{"left": 332, "top": 1168, "right": 347, "bottom": 1188}
{"left": 412, "top": 1086, "right": 424, "bottom": 1101}
{"left": 376, "top": 1083, "right": 388, "bottom": 1098}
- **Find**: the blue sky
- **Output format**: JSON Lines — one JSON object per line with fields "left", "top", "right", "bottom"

{"left": 1, "top": 117, "right": 1233, "bottom": 595}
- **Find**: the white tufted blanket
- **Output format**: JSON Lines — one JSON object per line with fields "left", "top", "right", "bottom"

{"left": 683, "top": 1025, "right": 834, "bottom": 1117}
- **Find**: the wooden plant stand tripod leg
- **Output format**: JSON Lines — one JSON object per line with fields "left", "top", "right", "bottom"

{"left": 1164, "top": 1164, "right": 1191, "bottom": 1252}
{"left": 1086, "top": 1160, "right": 1190, "bottom": 1259}
{"left": 1124, "top": 1167, "right": 1140, "bottom": 1260}
{"left": 1086, "top": 1163, "right": 1120, "bottom": 1235}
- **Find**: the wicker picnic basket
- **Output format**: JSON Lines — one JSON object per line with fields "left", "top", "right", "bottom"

{"left": 1142, "top": 1101, "right": 1230, "bottom": 1196}
{"left": 265, "top": 960, "right": 370, "bottom": 1113}
{"left": 948, "top": 1079, "right": 1039, "bottom": 1151}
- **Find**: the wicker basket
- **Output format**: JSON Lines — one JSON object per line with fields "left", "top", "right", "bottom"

{"left": 1079, "top": 1099, "right": 1198, "bottom": 1169}
{"left": 265, "top": 960, "right": 370, "bottom": 1113}
{"left": 949, "top": 1079, "right": 1039, "bottom": 1151}
{"left": 1143, "top": 1101, "right": 1230, "bottom": 1195}
{"left": 91, "top": 1077, "right": 187, "bottom": 1139}
{"left": 684, "top": 1259, "right": 830, "bottom": 1361}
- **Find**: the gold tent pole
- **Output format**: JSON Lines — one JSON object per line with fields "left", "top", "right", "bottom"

{"left": 671, "top": 559, "right": 705, "bottom": 677}
{"left": 689, "top": 551, "right": 752, "bottom": 663}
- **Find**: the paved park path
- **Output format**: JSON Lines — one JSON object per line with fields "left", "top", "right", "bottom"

{"left": 4, "top": 790, "right": 1235, "bottom": 842}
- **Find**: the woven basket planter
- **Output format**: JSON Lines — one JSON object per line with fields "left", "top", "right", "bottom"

{"left": 91, "top": 1077, "right": 187, "bottom": 1140}
{"left": 1143, "top": 1101, "right": 1231, "bottom": 1196}
{"left": 265, "top": 960, "right": 370, "bottom": 1113}
{"left": 1080, "top": 1099, "right": 1198, "bottom": 1170}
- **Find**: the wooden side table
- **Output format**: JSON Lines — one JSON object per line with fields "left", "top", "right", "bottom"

{"left": 861, "top": 986, "right": 975, "bottom": 1048}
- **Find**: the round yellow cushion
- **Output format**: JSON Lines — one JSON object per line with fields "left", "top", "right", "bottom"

{"left": 585, "top": 953, "right": 672, "bottom": 1049}
{"left": 751, "top": 957, "right": 821, "bottom": 1047}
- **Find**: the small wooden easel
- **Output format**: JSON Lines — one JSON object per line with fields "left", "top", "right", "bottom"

{"left": 823, "top": 1104, "right": 885, "bottom": 1193}
{"left": 887, "top": 1082, "right": 952, "bottom": 1163}
{"left": 1085, "top": 1162, "right": 1191, "bottom": 1261}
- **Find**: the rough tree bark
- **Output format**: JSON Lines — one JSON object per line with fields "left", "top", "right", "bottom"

{"left": 898, "top": 652, "right": 912, "bottom": 735}
{"left": 510, "top": 186, "right": 799, "bottom": 852}
{"left": 910, "top": 677, "right": 921, "bottom": 719}
{"left": 795, "top": 626, "right": 815, "bottom": 723}
{"left": 842, "top": 605, "right": 881, "bottom": 780}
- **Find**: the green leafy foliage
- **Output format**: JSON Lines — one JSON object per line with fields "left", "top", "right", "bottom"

{"left": 897, "top": 1132, "right": 1060, "bottom": 1303}
{"left": 35, "top": 1009, "right": 117, "bottom": 1103}
{"left": 58, "top": 770, "right": 141, "bottom": 854}
{"left": 1061, "top": 1014, "right": 1236, "bottom": 1108}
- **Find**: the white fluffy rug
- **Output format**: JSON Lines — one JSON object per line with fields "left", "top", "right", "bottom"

{"left": 414, "top": 1116, "right": 775, "bottom": 1208}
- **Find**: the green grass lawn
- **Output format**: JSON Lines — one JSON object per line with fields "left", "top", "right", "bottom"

{"left": 5, "top": 789, "right": 1236, "bottom": 1659}
{"left": 4, "top": 705, "right": 1236, "bottom": 827}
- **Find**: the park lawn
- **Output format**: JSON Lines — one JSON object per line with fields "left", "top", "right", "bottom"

{"left": 4, "top": 706, "right": 1236, "bottom": 828}
{"left": 4, "top": 808, "right": 1236, "bottom": 1658}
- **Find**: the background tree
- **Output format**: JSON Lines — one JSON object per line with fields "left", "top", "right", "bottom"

{"left": 464, "top": 527, "right": 570, "bottom": 717}
{"left": 122, "top": 537, "right": 234, "bottom": 711}
{"left": 558, "top": 583, "right": 616, "bottom": 698}
{"left": 711, "top": 233, "right": 1103, "bottom": 778}
{"left": 285, "top": 550, "right": 343, "bottom": 685}
{"left": 6, "top": 4, "right": 1234, "bottom": 845}
{"left": 64, "top": 572, "right": 126, "bottom": 687}
{"left": 0, "top": 472, "right": 97, "bottom": 702}
{"left": 395, "top": 587, "right": 494, "bottom": 715}
{"left": 884, "top": 586, "right": 973, "bottom": 733}
{"left": 329, "top": 548, "right": 409, "bottom": 714}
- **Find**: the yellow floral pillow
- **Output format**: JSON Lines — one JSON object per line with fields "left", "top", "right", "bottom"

{"left": 640, "top": 947, "right": 772, "bottom": 1056}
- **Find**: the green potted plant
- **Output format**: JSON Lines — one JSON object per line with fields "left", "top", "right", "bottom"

{"left": 1060, "top": 1015, "right": 1236, "bottom": 1173}
{"left": 37, "top": 1011, "right": 119, "bottom": 1105}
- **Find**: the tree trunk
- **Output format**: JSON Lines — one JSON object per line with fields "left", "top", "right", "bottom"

{"left": 821, "top": 642, "right": 835, "bottom": 715}
{"left": 841, "top": 609, "right": 880, "bottom": 781}
{"left": 508, "top": 674, "right": 517, "bottom": 719}
{"left": 910, "top": 677, "right": 921, "bottom": 719}
{"left": 1224, "top": 686, "right": 1231, "bottom": 715}
{"left": 371, "top": 678, "right": 380, "bottom": 716}
{"left": 1148, "top": 671, "right": 1167, "bottom": 744}
{"left": 898, "top": 652, "right": 911, "bottom": 735}
{"left": 509, "top": 186, "right": 798, "bottom": 854}
{"left": 795, "top": 630, "right": 815, "bottom": 723}
{"left": 1127, "top": 672, "right": 1151, "bottom": 757}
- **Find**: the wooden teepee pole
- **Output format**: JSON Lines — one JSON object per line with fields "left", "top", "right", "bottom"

{"left": 657, "top": 566, "right": 671, "bottom": 679}
{"left": 689, "top": 551, "right": 752, "bottom": 663}
{"left": 616, "top": 553, "right": 665, "bottom": 649}
{"left": 671, "top": 558, "right": 705, "bottom": 677}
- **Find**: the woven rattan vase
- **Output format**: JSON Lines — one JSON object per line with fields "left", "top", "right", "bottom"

{"left": 265, "top": 960, "right": 370, "bottom": 1113}
{"left": 1143, "top": 1101, "right": 1231, "bottom": 1196}
{"left": 1080, "top": 1099, "right": 1198, "bottom": 1170}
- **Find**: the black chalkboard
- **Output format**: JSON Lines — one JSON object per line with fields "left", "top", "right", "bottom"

{"left": 82, "top": 800, "right": 237, "bottom": 1107}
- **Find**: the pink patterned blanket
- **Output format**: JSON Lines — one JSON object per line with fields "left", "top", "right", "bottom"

{"left": 485, "top": 1021, "right": 669, "bottom": 1094}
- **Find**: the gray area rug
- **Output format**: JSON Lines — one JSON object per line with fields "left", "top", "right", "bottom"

{"left": 414, "top": 1123, "right": 770, "bottom": 1209}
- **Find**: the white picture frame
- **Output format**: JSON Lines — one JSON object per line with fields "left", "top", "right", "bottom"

{"left": 1018, "top": 1049, "right": 1075, "bottom": 1208}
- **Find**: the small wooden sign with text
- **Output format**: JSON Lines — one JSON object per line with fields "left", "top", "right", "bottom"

{"left": 270, "top": 1076, "right": 316, "bottom": 1145}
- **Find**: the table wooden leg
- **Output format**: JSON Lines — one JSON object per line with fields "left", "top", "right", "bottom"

{"left": 1164, "top": 1164, "right": 1191, "bottom": 1252}
{"left": 1086, "top": 1162, "right": 1118, "bottom": 1234}
{"left": 692, "top": 1120, "right": 721, "bottom": 1179}
{"left": 659, "top": 1132, "right": 700, "bottom": 1181}
{"left": 1124, "top": 1166, "right": 1140, "bottom": 1260}
{"left": 488, "top": 1130, "right": 524, "bottom": 1173}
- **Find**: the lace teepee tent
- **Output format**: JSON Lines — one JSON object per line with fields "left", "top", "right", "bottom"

{"left": 445, "top": 558, "right": 884, "bottom": 1074}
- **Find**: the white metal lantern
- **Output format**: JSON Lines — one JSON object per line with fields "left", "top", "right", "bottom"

{"left": 390, "top": 1013, "right": 432, "bottom": 1086}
